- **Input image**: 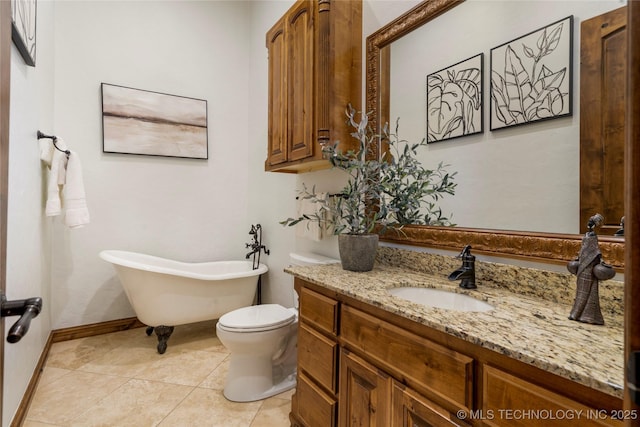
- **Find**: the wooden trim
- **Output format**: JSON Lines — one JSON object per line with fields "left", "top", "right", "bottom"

{"left": 0, "top": 0, "right": 12, "bottom": 423}
{"left": 51, "top": 317, "right": 145, "bottom": 343}
{"left": 624, "top": 0, "right": 640, "bottom": 420}
{"left": 366, "top": 0, "right": 628, "bottom": 270}
{"left": 379, "top": 225, "right": 625, "bottom": 269}
{"left": 11, "top": 333, "right": 54, "bottom": 427}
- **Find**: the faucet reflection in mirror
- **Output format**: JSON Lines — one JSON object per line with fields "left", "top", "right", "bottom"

{"left": 567, "top": 214, "right": 615, "bottom": 325}
{"left": 614, "top": 216, "right": 625, "bottom": 237}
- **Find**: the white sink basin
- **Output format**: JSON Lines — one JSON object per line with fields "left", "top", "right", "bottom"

{"left": 388, "top": 287, "right": 494, "bottom": 312}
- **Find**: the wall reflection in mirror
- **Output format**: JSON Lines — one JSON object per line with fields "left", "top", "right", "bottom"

{"left": 386, "top": 0, "right": 626, "bottom": 235}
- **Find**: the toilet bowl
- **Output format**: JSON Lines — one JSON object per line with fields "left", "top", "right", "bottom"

{"left": 216, "top": 252, "right": 339, "bottom": 402}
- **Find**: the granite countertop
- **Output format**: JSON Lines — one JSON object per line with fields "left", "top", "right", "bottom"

{"left": 285, "top": 263, "right": 624, "bottom": 399}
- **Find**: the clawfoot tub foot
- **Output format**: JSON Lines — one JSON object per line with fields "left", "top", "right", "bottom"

{"left": 145, "top": 326, "right": 154, "bottom": 336}
{"left": 154, "top": 325, "right": 174, "bottom": 354}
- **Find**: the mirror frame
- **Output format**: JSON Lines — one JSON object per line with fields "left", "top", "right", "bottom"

{"left": 367, "top": 0, "right": 625, "bottom": 269}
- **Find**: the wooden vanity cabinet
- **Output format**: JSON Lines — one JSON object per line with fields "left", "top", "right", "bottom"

{"left": 265, "top": 0, "right": 362, "bottom": 173}
{"left": 291, "top": 278, "right": 623, "bottom": 427}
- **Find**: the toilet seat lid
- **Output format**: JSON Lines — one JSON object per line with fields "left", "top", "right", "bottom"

{"left": 218, "top": 304, "right": 296, "bottom": 332}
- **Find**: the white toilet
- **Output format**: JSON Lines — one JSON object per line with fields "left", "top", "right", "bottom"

{"left": 216, "top": 252, "right": 339, "bottom": 402}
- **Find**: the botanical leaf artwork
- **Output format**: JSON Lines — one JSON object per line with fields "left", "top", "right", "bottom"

{"left": 490, "top": 16, "right": 573, "bottom": 130}
{"left": 427, "top": 54, "right": 483, "bottom": 143}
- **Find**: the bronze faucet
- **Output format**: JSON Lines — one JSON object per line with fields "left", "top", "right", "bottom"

{"left": 448, "top": 245, "right": 476, "bottom": 289}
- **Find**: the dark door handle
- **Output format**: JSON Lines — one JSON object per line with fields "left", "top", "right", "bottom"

{"left": 0, "top": 293, "right": 43, "bottom": 343}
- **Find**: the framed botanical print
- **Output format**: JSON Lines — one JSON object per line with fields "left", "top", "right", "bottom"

{"left": 427, "top": 53, "right": 483, "bottom": 143}
{"left": 490, "top": 16, "right": 573, "bottom": 130}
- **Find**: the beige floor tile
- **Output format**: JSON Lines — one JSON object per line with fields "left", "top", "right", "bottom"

{"left": 36, "top": 366, "right": 72, "bottom": 387}
{"left": 76, "top": 344, "right": 163, "bottom": 378}
{"left": 250, "top": 396, "right": 292, "bottom": 427}
{"left": 26, "top": 371, "right": 130, "bottom": 425}
{"left": 272, "top": 387, "right": 295, "bottom": 401}
{"left": 158, "top": 388, "right": 262, "bottom": 427}
{"left": 134, "top": 349, "right": 228, "bottom": 386}
{"left": 68, "top": 378, "right": 193, "bottom": 427}
{"left": 22, "top": 420, "right": 63, "bottom": 427}
{"left": 166, "top": 321, "right": 229, "bottom": 353}
{"left": 198, "top": 355, "right": 230, "bottom": 390}
{"left": 46, "top": 333, "right": 128, "bottom": 370}
{"left": 26, "top": 323, "right": 292, "bottom": 427}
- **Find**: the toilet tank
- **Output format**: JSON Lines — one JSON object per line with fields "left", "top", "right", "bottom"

{"left": 289, "top": 252, "right": 339, "bottom": 266}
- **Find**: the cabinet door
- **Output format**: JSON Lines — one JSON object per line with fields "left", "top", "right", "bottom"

{"left": 266, "top": 15, "right": 287, "bottom": 166}
{"left": 338, "top": 349, "right": 392, "bottom": 427}
{"left": 297, "top": 372, "right": 338, "bottom": 427}
{"left": 286, "top": 0, "right": 315, "bottom": 162}
{"left": 483, "top": 366, "right": 620, "bottom": 427}
{"left": 392, "top": 382, "right": 470, "bottom": 427}
{"left": 580, "top": 6, "right": 627, "bottom": 234}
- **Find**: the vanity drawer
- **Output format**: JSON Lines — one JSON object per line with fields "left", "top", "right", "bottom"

{"left": 482, "top": 366, "right": 621, "bottom": 427}
{"left": 298, "top": 322, "right": 338, "bottom": 394}
{"left": 340, "top": 305, "right": 474, "bottom": 412}
{"left": 298, "top": 285, "right": 339, "bottom": 337}
{"left": 296, "top": 372, "right": 337, "bottom": 427}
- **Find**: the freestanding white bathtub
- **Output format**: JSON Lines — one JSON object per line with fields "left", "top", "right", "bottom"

{"left": 100, "top": 250, "right": 267, "bottom": 353}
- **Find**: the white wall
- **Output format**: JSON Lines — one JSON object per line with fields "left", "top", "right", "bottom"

{"left": 247, "top": 1, "right": 299, "bottom": 308}
{"left": 50, "top": 1, "right": 257, "bottom": 327}
{"left": 4, "top": 1, "right": 55, "bottom": 424}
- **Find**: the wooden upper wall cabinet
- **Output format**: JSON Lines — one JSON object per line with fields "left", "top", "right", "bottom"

{"left": 265, "top": 0, "right": 362, "bottom": 173}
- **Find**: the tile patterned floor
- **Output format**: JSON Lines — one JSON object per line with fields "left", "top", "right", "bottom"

{"left": 23, "top": 321, "right": 293, "bottom": 426}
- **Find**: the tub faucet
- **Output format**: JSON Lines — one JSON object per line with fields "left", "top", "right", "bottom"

{"left": 448, "top": 245, "right": 476, "bottom": 289}
{"left": 245, "top": 224, "right": 270, "bottom": 260}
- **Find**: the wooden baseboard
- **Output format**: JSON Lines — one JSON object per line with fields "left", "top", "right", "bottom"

{"left": 52, "top": 316, "right": 145, "bottom": 343}
{"left": 12, "top": 317, "right": 143, "bottom": 426}
{"left": 10, "top": 333, "right": 53, "bottom": 427}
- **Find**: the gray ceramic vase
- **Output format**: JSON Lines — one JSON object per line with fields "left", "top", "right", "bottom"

{"left": 338, "top": 233, "right": 379, "bottom": 272}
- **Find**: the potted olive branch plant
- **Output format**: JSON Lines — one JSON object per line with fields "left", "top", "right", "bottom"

{"left": 281, "top": 106, "right": 457, "bottom": 272}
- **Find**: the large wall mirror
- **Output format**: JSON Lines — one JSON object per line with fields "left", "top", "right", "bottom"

{"left": 368, "top": 0, "right": 626, "bottom": 268}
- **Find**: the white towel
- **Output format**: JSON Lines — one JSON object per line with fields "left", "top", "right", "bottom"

{"left": 295, "top": 193, "right": 326, "bottom": 241}
{"left": 39, "top": 139, "right": 54, "bottom": 166}
{"left": 63, "top": 150, "right": 90, "bottom": 228}
{"left": 41, "top": 137, "right": 90, "bottom": 228}
{"left": 44, "top": 139, "right": 69, "bottom": 217}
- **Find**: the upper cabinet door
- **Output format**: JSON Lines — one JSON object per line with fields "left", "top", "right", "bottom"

{"left": 287, "top": 0, "right": 315, "bottom": 162}
{"left": 265, "top": 0, "right": 362, "bottom": 173}
{"left": 266, "top": 17, "right": 288, "bottom": 167}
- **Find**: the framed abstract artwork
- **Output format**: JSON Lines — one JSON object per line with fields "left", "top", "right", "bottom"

{"left": 490, "top": 16, "right": 573, "bottom": 131}
{"left": 426, "top": 53, "right": 483, "bottom": 143}
{"left": 101, "top": 83, "right": 208, "bottom": 160}
{"left": 11, "top": 0, "right": 37, "bottom": 66}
